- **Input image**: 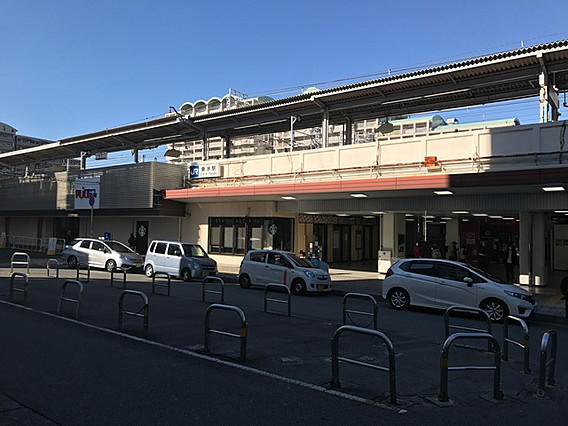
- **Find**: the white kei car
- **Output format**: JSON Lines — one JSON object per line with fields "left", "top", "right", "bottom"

{"left": 382, "top": 258, "right": 535, "bottom": 321}
{"left": 238, "top": 250, "right": 332, "bottom": 295}
{"left": 62, "top": 238, "right": 145, "bottom": 271}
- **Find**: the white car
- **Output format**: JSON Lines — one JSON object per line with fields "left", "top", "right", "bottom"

{"left": 382, "top": 258, "right": 535, "bottom": 321}
{"left": 238, "top": 250, "right": 331, "bottom": 295}
{"left": 63, "top": 238, "right": 145, "bottom": 271}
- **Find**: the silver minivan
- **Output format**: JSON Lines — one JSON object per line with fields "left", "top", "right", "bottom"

{"left": 144, "top": 240, "right": 217, "bottom": 281}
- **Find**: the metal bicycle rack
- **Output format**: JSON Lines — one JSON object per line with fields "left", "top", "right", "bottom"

{"left": 202, "top": 276, "right": 225, "bottom": 303}
{"left": 118, "top": 290, "right": 149, "bottom": 336}
{"left": 204, "top": 304, "right": 247, "bottom": 362}
{"left": 537, "top": 330, "right": 557, "bottom": 397}
{"left": 444, "top": 305, "right": 493, "bottom": 351}
{"left": 76, "top": 264, "right": 91, "bottom": 283}
{"left": 342, "top": 292, "right": 378, "bottom": 330}
{"left": 330, "top": 325, "right": 397, "bottom": 405}
{"left": 57, "top": 280, "right": 84, "bottom": 319}
{"left": 46, "top": 258, "right": 60, "bottom": 278}
{"left": 152, "top": 272, "right": 171, "bottom": 296}
{"left": 10, "top": 252, "right": 30, "bottom": 274}
{"left": 9, "top": 272, "right": 29, "bottom": 304}
{"left": 263, "top": 283, "right": 291, "bottom": 316}
{"left": 502, "top": 315, "right": 531, "bottom": 374}
{"left": 439, "top": 332, "right": 503, "bottom": 402}
{"left": 110, "top": 267, "right": 128, "bottom": 289}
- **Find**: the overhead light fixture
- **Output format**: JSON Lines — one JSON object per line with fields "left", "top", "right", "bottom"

{"left": 439, "top": 221, "right": 447, "bottom": 224}
{"left": 461, "top": 218, "right": 470, "bottom": 222}
{"left": 304, "top": 212, "right": 320, "bottom": 215}
{"left": 554, "top": 210, "right": 568, "bottom": 213}
{"left": 489, "top": 215, "right": 503, "bottom": 219}
{"left": 422, "top": 215, "right": 435, "bottom": 219}
{"left": 165, "top": 143, "right": 182, "bottom": 158}
{"left": 452, "top": 211, "right": 469, "bottom": 214}
{"left": 441, "top": 217, "right": 452, "bottom": 220}
{"left": 503, "top": 217, "right": 516, "bottom": 220}
{"left": 472, "top": 213, "right": 488, "bottom": 217}
{"left": 542, "top": 186, "right": 565, "bottom": 192}
{"left": 372, "top": 211, "right": 386, "bottom": 215}
{"left": 434, "top": 190, "right": 453, "bottom": 196}
{"left": 336, "top": 213, "right": 351, "bottom": 217}
{"left": 405, "top": 213, "right": 414, "bottom": 217}
{"left": 350, "top": 193, "right": 368, "bottom": 198}
{"left": 363, "top": 215, "right": 376, "bottom": 219}
{"left": 377, "top": 120, "right": 394, "bottom": 134}
{"left": 405, "top": 218, "right": 415, "bottom": 221}
{"left": 281, "top": 196, "right": 296, "bottom": 200}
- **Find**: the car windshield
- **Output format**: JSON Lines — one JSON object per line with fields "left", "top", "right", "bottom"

{"left": 462, "top": 263, "right": 506, "bottom": 284}
{"left": 287, "top": 253, "right": 316, "bottom": 268}
{"left": 105, "top": 241, "right": 134, "bottom": 253}
{"left": 182, "top": 244, "right": 207, "bottom": 258}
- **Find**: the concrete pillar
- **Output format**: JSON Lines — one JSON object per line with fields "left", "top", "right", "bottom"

{"left": 445, "top": 219, "right": 460, "bottom": 248}
{"left": 345, "top": 118, "right": 352, "bottom": 145}
{"left": 134, "top": 149, "right": 139, "bottom": 163}
{"left": 519, "top": 211, "right": 532, "bottom": 285}
{"left": 322, "top": 109, "right": 329, "bottom": 148}
{"left": 380, "top": 213, "right": 406, "bottom": 258}
{"left": 224, "top": 136, "right": 231, "bottom": 159}
{"left": 533, "top": 213, "right": 547, "bottom": 286}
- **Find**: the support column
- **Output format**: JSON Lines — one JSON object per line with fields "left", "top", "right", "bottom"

{"left": 80, "top": 152, "right": 87, "bottom": 170}
{"left": 519, "top": 212, "right": 532, "bottom": 285}
{"left": 322, "top": 109, "right": 329, "bottom": 148}
{"left": 539, "top": 71, "right": 549, "bottom": 124}
{"left": 445, "top": 219, "right": 460, "bottom": 249}
{"left": 380, "top": 213, "right": 406, "bottom": 257}
{"left": 224, "top": 135, "right": 231, "bottom": 159}
{"left": 345, "top": 118, "right": 352, "bottom": 145}
{"left": 134, "top": 149, "right": 139, "bottom": 163}
{"left": 533, "top": 213, "right": 547, "bottom": 286}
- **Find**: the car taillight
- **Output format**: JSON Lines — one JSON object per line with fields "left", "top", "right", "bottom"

{"left": 385, "top": 266, "right": 394, "bottom": 278}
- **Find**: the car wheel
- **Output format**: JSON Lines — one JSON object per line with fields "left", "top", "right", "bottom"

{"left": 291, "top": 279, "right": 306, "bottom": 296}
{"left": 481, "top": 298, "right": 508, "bottom": 322}
{"left": 144, "top": 264, "right": 154, "bottom": 278}
{"left": 239, "top": 274, "right": 251, "bottom": 289}
{"left": 67, "top": 256, "right": 78, "bottom": 268}
{"left": 181, "top": 268, "right": 192, "bottom": 282}
{"left": 105, "top": 259, "right": 117, "bottom": 272}
{"left": 388, "top": 288, "right": 410, "bottom": 310}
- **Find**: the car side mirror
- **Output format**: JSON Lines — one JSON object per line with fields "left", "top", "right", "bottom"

{"left": 463, "top": 277, "right": 473, "bottom": 287}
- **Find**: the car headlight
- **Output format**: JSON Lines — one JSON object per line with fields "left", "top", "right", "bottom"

{"left": 504, "top": 290, "right": 524, "bottom": 299}
{"left": 304, "top": 271, "right": 315, "bottom": 278}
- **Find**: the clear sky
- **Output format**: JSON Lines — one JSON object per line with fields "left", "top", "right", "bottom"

{"left": 2, "top": 0, "right": 568, "bottom": 166}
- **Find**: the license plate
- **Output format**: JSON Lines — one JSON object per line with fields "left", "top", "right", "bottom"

{"left": 317, "top": 284, "right": 325, "bottom": 290}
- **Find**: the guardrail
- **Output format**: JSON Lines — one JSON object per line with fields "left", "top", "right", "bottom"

{"left": 502, "top": 316, "right": 530, "bottom": 374}
{"left": 152, "top": 272, "right": 171, "bottom": 296}
{"left": 202, "top": 276, "right": 225, "bottom": 303}
{"left": 57, "top": 280, "right": 84, "bottom": 319}
{"left": 76, "top": 264, "right": 91, "bottom": 283}
{"left": 439, "top": 332, "right": 503, "bottom": 402}
{"left": 110, "top": 267, "right": 128, "bottom": 289}
{"left": 444, "top": 305, "right": 493, "bottom": 352}
{"left": 9, "top": 272, "right": 29, "bottom": 304}
{"left": 10, "top": 252, "right": 30, "bottom": 274}
{"left": 118, "top": 290, "right": 149, "bottom": 336}
{"left": 7, "top": 235, "right": 42, "bottom": 252}
{"left": 204, "top": 304, "right": 247, "bottom": 362}
{"left": 537, "top": 330, "right": 558, "bottom": 398}
{"left": 342, "top": 292, "right": 378, "bottom": 330}
{"left": 263, "top": 283, "right": 291, "bottom": 316}
{"left": 46, "top": 258, "right": 59, "bottom": 278}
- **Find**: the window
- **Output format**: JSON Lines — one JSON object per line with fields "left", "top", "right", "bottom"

{"left": 408, "top": 260, "right": 437, "bottom": 277}
{"left": 210, "top": 227, "right": 221, "bottom": 253}
{"left": 267, "top": 252, "right": 292, "bottom": 268}
{"left": 168, "top": 244, "right": 181, "bottom": 256}
{"left": 249, "top": 251, "right": 266, "bottom": 263}
{"left": 149, "top": 242, "right": 156, "bottom": 253}
{"left": 182, "top": 244, "right": 207, "bottom": 258}
{"left": 80, "top": 240, "right": 91, "bottom": 249}
{"left": 223, "top": 227, "right": 234, "bottom": 254}
{"left": 155, "top": 243, "right": 167, "bottom": 254}
{"left": 436, "top": 263, "right": 469, "bottom": 282}
{"left": 91, "top": 241, "right": 106, "bottom": 252}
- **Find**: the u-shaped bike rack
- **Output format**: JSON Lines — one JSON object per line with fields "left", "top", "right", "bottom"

{"left": 9, "top": 272, "right": 29, "bottom": 304}
{"left": 118, "top": 290, "right": 149, "bottom": 336}
{"left": 152, "top": 272, "right": 172, "bottom": 296}
{"left": 330, "top": 325, "right": 397, "bottom": 405}
{"left": 204, "top": 304, "right": 247, "bottom": 362}
{"left": 57, "top": 280, "right": 84, "bottom": 319}
{"left": 439, "top": 332, "right": 503, "bottom": 402}
{"left": 537, "top": 330, "right": 557, "bottom": 397}
{"left": 342, "top": 292, "right": 378, "bottom": 330}
{"left": 264, "top": 283, "right": 291, "bottom": 316}
{"left": 10, "top": 252, "right": 30, "bottom": 274}
{"left": 46, "top": 258, "right": 60, "bottom": 278}
{"left": 110, "top": 267, "right": 128, "bottom": 289}
{"left": 202, "top": 276, "right": 225, "bottom": 303}
{"left": 502, "top": 315, "right": 530, "bottom": 374}
{"left": 76, "top": 263, "right": 91, "bottom": 283}
{"left": 444, "top": 305, "right": 493, "bottom": 351}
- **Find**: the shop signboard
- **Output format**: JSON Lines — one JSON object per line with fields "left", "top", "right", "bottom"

{"left": 74, "top": 177, "right": 100, "bottom": 209}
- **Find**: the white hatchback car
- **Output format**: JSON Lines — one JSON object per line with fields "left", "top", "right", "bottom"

{"left": 63, "top": 238, "right": 145, "bottom": 271}
{"left": 383, "top": 258, "right": 535, "bottom": 321}
{"left": 238, "top": 250, "right": 332, "bottom": 295}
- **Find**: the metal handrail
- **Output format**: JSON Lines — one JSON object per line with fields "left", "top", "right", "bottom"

{"left": 204, "top": 304, "right": 247, "bottom": 362}
{"left": 264, "top": 283, "right": 291, "bottom": 317}
{"left": 10, "top": 252, "right": 30, "bottom": 274}
{"left": 439, "top": 332, "right": 503, "bottom": 402}
{"left": 152, "top": 272, "right": 171, "bottom": 296}
{"left": 330, "top": 325, "right": 397, "bottom": 405}
{"left": 342, "top": 292, "right": 378, "bottom": 330}
{"left": 537, "top": 330, "right": 557, "bottom": 397}
{"left": 46, "top": 258, "right": 59, "bottom": 279}
{"left": 202, "top": 276, "right": 225, "bottom": 303}
{"left": 502, "top": 315, "right": 530, "bottom": 374}
{"left": 57, "top": 280, "right": 84, "bottom": 319}
{"left": 444, "top": 305, "right": 493, "bottom": 351}
{"left": 118, "top": 290, "right": 149, "bottom": 336}
{"left": 9, "top": 272, "right": 29, "bottom": 304}
{"left": 76, "top": 263, "right": 91, "bottom": 283}
{"left": 110, "top": 267, "right": 128, "bottom": 289}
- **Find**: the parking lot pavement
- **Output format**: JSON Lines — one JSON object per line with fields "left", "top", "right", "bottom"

{"left": 0, "top": 266, "right": 567, "bottom": 424}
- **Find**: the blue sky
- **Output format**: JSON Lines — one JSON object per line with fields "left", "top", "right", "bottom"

{"left": 2, "top": 0, "right": 568, "bottom": 166}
